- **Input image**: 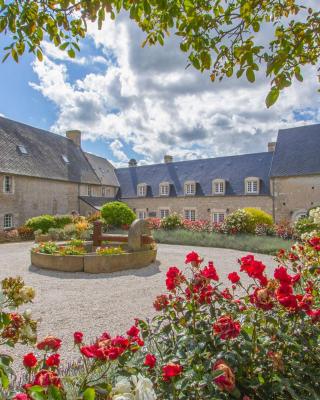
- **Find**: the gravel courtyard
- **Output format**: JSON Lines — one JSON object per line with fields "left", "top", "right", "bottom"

{"left": 0, "top": 242, "right": 277, "bottom": 367}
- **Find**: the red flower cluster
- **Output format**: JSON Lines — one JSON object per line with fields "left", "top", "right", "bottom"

{"left": 185, "top": 251, "right": 203, "bottom": 267}
{"left": 33, "top": 370, "right": 61, "bottom": 387}
{"left": 153, "top": 294, "right": 169, "bottom": 311}
{"left": 144, "top": 353, "right": 157, "bottom": 369}
{"left": 80, "top": 328, "right": 143, "bottom": 360}
{"left": 200, "top": 262, "right": 219, "bottom": 281}
{"left": 162, "top": 363, "right": 183, "bottom": 381}
{"left": 240, "top": 255, "right": 267, "bottom": 286}
{"left": 250, "top": 287, "right": 274, "bottom": 310}
{"left": 73, "top": 331, "right": 83, "bottom": 344}
{"left": 213, "top": 360, "right": 235, "bottom": 392}
{"left": 23, "top": 353, "right": 37, "bottom": 369}
{"left": 308, "top": 237, "right": 320, "bottom": 251}
{"left": 228, "top": 272, "right": 240, "bottom": 284}
{"left": 166, "top": 266, "right": 185, "bottom": 291}
{"left": 213, "top": 315, "right": 241, "bottom": 340}
{"left": 37, "top": 336, "right": 62, "bottom": 351}
{"left": 45, "top": 353, "right": 60, "bottom": 368}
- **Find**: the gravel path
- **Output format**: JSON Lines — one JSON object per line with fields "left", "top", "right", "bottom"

{"left": 0, "top": 242, "right": 277, "bottom": 370}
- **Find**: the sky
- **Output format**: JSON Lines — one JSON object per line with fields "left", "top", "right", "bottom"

{"left": 0, "top": 11, "right": 319, "bottom": 167}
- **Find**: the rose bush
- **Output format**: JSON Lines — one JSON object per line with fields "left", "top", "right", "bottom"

{"left": 4, "top": 235, "right": 320, "bottom": 399}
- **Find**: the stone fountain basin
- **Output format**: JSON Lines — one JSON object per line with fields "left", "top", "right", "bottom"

{"left": 31, "top": 243, "right": 157, "bottom": 274}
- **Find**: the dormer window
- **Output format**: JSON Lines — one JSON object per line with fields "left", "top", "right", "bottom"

{"left": 17, "top": 145, "right": 28, "bottom": 154}
{"left": 212, "top": 179, "right": 225, "bottom": 195}
{"left": 184, "top": 181, "right": 196, "bottom": 196}
{"left": 159, "top": 182, "right": 170, "bottom": 196}
{"left": 245, "top": 177, "right": 260, "bottom": 194}
{"left": 62, "top": 155, "right": 69, "bottom": 163}
{"left": 137, "top": 183, "right": 147, "bottom": 197}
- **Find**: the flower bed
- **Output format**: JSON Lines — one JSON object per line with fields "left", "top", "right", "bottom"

{"left": 2, "top": 235, "right": 320, "bottom": 399}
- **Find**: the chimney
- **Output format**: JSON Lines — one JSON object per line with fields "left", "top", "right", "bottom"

{"left": 66, "top": 130, "right": 81, "bottom": 147}
{"left": 128, "top": 158, "right": 137, "bottom": 167}
{"left": 164, "top": 155, "right": 173, "bottom": 163}
{"left": 268, "top": 142, "right": 276, "bottom": 152}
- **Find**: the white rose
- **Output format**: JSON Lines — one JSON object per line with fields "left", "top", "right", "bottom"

{"left": 112, "top": 395, "right": 134, "bottom": 400}
{"left": 113, "top": 378, "right": 132, "bottom": 394}
{"left": 132, "top": 375, "right": 157, "bottom": 400}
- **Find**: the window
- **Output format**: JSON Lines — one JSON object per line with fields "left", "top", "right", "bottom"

{"left": 184, "top": 209, "right": 196, "bottom": 221}
{"left": 102, "top": 187, "right": 106, "bottom": 197}
{"left": 159, "top": 209, "right": 170, "bottom": 219}
{"left": 184, "top": 181, "right": 196, "bottom": 196}
{"left": 137, "top": 184, "right": 147, "bottom": 197}
{"left": 62, "top": 155, "right": 69, "bottom": 163}
{"left": 137, "top": 210, "right": 147, "bottom": 219}
{"left": 87, "top": 185, "right": 92, "bottom": 196}
{"left": 245, "top": 177, "right": 259, "bottom": 194}
{"left": 212, "top": 212, "right": 225, "bottom": 224}
{"left": 17, "top": 145, "right": 28, "bottom": 154}
{"left": 3, "top": 214, "right": 13, "bottom": 229}
{"left": 159, "top": 183, "right": 170, "bottom": 196}
{"left": 3, "top": 176, "right": 13, "bottom": 193}
{"left": 212, "top": 179, "right": 225, "bottom": 195}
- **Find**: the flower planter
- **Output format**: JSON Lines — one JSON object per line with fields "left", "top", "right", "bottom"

{"left": 31, "top": 251, "right": 84, "bottom": 272}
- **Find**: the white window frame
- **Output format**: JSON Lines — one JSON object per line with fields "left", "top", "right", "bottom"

{"left": 137, "top": 209, "right": 147, "bottom": 220}
{"left": 184, "top": 181, "right": 196, "bottom": 196}
{"left": 245, "top": 177, "right": 260, "bottom": 195}
{"left": 3, "top": 214, "right": 13, "bottom": 229}
{"left": 212, "top": 210, "right": 226, "bottom": 224}
{"left": 212, "top": 179, "right": 225, "bottom": 195}
{"left": 137, "top": 183, "right": 147, "bottom": 197}
{"left": 184, "top": 208, "right": 197, "bottom": 221}
{"left": 3, "top": 176, "right": 14, "bottom": 194}
{"left": 159, "top": 182, "right": 170, "bottom": 196}
{"left": 102, "top": 187, "right": 106, "bottom": 197}
{"left": 159, "top": 208, "right": 170, "bottom": 219}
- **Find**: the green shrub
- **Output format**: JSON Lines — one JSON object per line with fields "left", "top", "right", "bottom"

{"left": 101, "top": 201, "right": 136, "bottom": 228}
{"left": 223, "top": 209, "right": 254, "bottom": 234}
{"left": 48, "top": 227, "right": 66, "bottom": 241}
{"left": 244, "top": 207, "right": 273, "bottom": 227}
{"left": 161, "top": 213, "right": 182, "bottom": 230}
{"left": 63, "top": 223, "right": 77, "bottom": 238}
{"left": 294, "top": 217, "right": 318, "bottom": 236}
{"left": 53, "top": 214, "right": 73, "bottom": 229}
{"left": 33, "top": 241, "right": 58, "bottom": 254}
{"left": 25, "top": 215, "right": 55, "bottom": 233}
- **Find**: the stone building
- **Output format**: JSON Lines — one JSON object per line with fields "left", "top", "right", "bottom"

{"left": 0, "top": 116, "right": 319, "bottom": 229}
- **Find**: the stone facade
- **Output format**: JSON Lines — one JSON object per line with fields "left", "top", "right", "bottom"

{"left": 121, "top": 195, "right": 273, "bottom": 221}
{"left": 271, "top": 175, "right": 320, "bottom": 222}
{"left": 0, "top": 174, "right": 79, "bottom": 229}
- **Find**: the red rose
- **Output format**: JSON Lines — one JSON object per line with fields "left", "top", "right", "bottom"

{"left": 250, "top": 287, "right": 274, "bottom": 310}
{"left": 33, "top": 370, "right": 61, "bottom": 388}
{"left": 127, "top": 325, "right": 140, "bottom": 337}
{"left": 144, "top": 354, "right": 157, "bottom": 369}
{"left": 162, "top": 363, "right": 183, "bottom": 381}
{"left": 307, "top": 309, "right": 320, "bottom": 323}
{"left": 23, "top": 353, "right": 37, "bottom": 369}
{"left": 185, "top": 251, "right": 202, "bottom": 267}
{"left": 153, "top": 294, "right": 169, "bottom": 311}
{"left": 213, "top": 360, "right": 235, "bottom": 392}
{"left": 73, "top": 331, "right": 83, "bottom": 344}
{"left": 37, "top": 336, "right": 62, "bottom": 351}
{"left": 221, "top": 288, "right": 233, "bottom": 300}
{"left": 45, "top": 354, "right": 60, "bottom": 368}
{"left": 274, "top": 266, "right": 292, "bottom": 284}
{"left": 166, "top": 267, "right": 185, "bottom": 291}
{"left": 228, "top": 272, "right": 240, "bottom": 284}
{"left": 200, "top": 262, "right": 219, "bottom": 281}
{"left": 213, "top": 315, "right": 241, "bottom": 340}
{"left": 13, "top": 394, "right": 28, "bottom": 400}
{"left": 240, "top": 255, "right": 267, "bottom": 285}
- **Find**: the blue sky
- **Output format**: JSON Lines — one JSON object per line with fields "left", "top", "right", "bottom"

{"left": 0, "top": 15, "right": 319, "bottom": 166}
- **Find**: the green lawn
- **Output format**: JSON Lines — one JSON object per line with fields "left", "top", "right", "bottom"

{"left": 153, "top": 229, "right": 294, "bottom": 255}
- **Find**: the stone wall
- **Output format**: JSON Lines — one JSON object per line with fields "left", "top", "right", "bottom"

{"left": 272, "top": 175, "right": 320, "bottom": 222}
{"left": 121, "top": 195, "right": 273, "bottom": 221}
{"left": 0, "top": 174, "right": 79, "bottom": 228}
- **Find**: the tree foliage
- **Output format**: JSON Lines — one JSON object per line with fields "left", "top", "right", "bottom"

{"left": 0, "top": 0, "right": 319, "bottom": 106}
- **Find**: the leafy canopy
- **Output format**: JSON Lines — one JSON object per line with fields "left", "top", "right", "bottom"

{"left": 0, "top": 0, "right": 319, "bottom": 106}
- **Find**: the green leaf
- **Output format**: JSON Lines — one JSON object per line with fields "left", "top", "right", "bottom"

{"left": 68, "top": 48, "right": 75, "bottom": 58}
{"left": 265, "top": 87, "right": 280, "bottom": 108}
{"left": 37, "top": 49, "right": 43, "bottom": 61}
{"left": 83, "top": 387, "right": 95, "bottom": 400}
{"left": 59, "top": 42, "right": 68, "bottom": 51}
{"left": 11, "top": 48, "right": 18, "bottom": 63}
{"left": 246, "top": 68, "right": 255, "bottom": 82}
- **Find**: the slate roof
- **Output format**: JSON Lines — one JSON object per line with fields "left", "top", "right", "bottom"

{"left": 84, "top": 153, "right": 119, "bottom": 187}
{"left": 116, "top": 152, "right": 273, "bottom": 198}
{"left": 79, "top": 196, "right": 117, "bottom": 210}
{"left": 270, "top": 124, "right": 320, "bottom": 177}
{"left": 0, "top": 117, "right": 100, "bottom": 184}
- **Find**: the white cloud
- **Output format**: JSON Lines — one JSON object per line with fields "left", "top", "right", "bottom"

{"left": 29, "top": 14, "right": 320, "bottom": 166}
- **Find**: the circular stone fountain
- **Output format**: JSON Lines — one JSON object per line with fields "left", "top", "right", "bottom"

{"left": 31, "top": 220, "right": 157, "bottom": 274}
